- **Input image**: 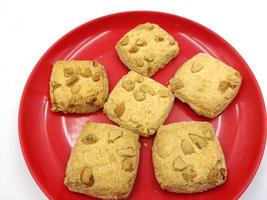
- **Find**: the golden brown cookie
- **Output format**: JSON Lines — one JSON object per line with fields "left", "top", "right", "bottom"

{"left": 64, "top": 122, "right": 140, "bottom": 199}
{"left": 50, "top": 60, "right": 109, "bottom": 114}
{"left": 104, "top": 71, "right": 174, "bottom": 137}
{"left": 115, "top": 22, "right": 179, "bottom": 77}
{"left": 168, "top": 53, "right": 242, "bottom": 118}
{"left": 152, "top": 121, "right": 227, "bottom": 193}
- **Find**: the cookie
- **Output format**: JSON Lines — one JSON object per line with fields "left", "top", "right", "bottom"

{"left": 50, "top": 60, "right": 109, "bottom": 114}
{"left": 168, "top": 53, "right": 242, "bottom": 118}
{"left": 64, "top": 122, "right": 140, "bottom": 199}
{"left": 152, "top": 121, "right": 227, "bottom": 193}
{"left": 115, "top": 22, "right": 179, "bottom": 77}
{"left": 104, "top": 71, "right": 174, "bottom": 137}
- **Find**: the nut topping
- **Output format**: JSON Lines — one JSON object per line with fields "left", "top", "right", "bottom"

{"left": 182, "top": 166, "right": 197, "bottom": 181}
{"left": 63, "top": 67, "right": 74, "bottom": 77}
{"left": 140, "top": 84, "right": 155, "bottom": 96}
{"left": 144, "top": 54, "right": 154, "bottom": 62}
{"left": 218, "top": 81, "right": 230, "bottom": 92}
{"left": 122, "top": 159, "right": 134, "bottom": 172}
{"left": 114, "top": 102, "right": 125, "bottom": 117}
{"left": 133, "top": 89, "right": 146, "bottom": 101}
{"left": 191, "top": 61, "right": 203, "bottom": 73}
{"left": 71, "top": 84, "right": 81, "bottom": 94}
{"left": 135, "top": 58, "right": 144, "bottom": 67}
{"left": 135, "top": 39, "right": 147, "bottom": 46}
{"left": 80, "top": 167, "right": 94, "bottom": 186}
{"left": 66, "top": 75, "right": 79, "bottom": 86}
{"left": 82, "top": 134, "right": 99, "bottom": 144}
{"left": 135, "top": 75, "right": 144, "bottom": 83}
{"left": 181, "top": 140, "right": 194, "bottom": 155}
{"left": 120, "top": 36, "right": 129, "bottom": 46}
{"left": 189, "top": 134, "right": 207, "bottom": 149}
{"left": 122, "top": 79, "right": 135, "bottom": 91}
{"left": 129, "top": 45, "right": 139, "bottom": 53}
{"left": 108, "top": 129, "right": 123, "bottom": 142}
{"left": 158, "top": 90, "right": 170, "bottom": 98}
{"left": 173, "top": 156, "right": 187, "bottom": 171}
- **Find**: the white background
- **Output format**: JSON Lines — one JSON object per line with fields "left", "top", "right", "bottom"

{"left": 0, "top": 0, "right": 266, "bottom": 199}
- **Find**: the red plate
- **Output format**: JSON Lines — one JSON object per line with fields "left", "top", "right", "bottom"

{"left": 19, "top": 11, "right": 266, "bottom": 200}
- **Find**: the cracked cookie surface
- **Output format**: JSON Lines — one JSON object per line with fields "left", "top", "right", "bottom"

{"left": 64, "top": 122, "right": 140, "bottom": 199}
{"left": 50, "top": 60, "right": 109, "bottom": 114}
{"left": 115, "top": 22, "right": 179, "bottom": 77}
{"left": 104, "top": 71, "right": 174, "bottom": 137}
{"left": 168, "top": 53, "right": 242, "bottom": 118}
{"left": 152, "top": 121, "right": 227, "bottom": 193}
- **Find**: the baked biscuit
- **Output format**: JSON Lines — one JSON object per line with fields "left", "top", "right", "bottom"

{"left": 50, "top": 60, "right": 109, "bottom": 114}
{"left": 152, "top": 122, "right": 227, "bottom": 193}
{"left": 115, "top": 22, "right": 179, "bottom": 77}
{"left": 104, "top": 71, "right": 174, "bottom": 137}
{"left": 168, "top": 53, "right": 242, "bottom": 118}
{"left": 64, "top": 122, "right": 140, "bottom": 199}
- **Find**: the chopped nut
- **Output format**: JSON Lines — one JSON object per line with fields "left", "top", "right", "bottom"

{"left": 135, "top": 39, "right": 147, "bottom": 46}
{"left": 144, "top": 54, "right": 154, "bottom": 62}
{"left": 92, "top": 61, "right": 99, "bottom": 67}
{"left": 182, "top": 166, "right": 196, "bottom": 181}
{"left": 69, "top": 94, "right": 82, "bottom": 105}
{"left": 82, "top": 134, "right": 99, "bottom": 144}
{"left": 147, "top": 67, "right": 153, "bottom": 76}
{"left": 92, "top": 71, "right": 101, "bottom": 82}
{"left": 173, "top": 156, "right": 187, "bottom": 171}
{"left": 189, "top": 134, "right": 207, "bottom": 149}
{"left": 191, "top": 61, "right": 203, "bottom": 73}
{"left": 169, "top": 39, "right": 176, "bottom": 46}
{"left": 158, "top": 90, "right": 170, "bottom": 98}
{"left": 155, "top": 35, "right": 164, "bottom": 42}
{"left": 108, "top": 129, "right": 123, "bottom": 142}
{"left": 71, "top": 84, "right": 81, "bottom": 94}
{"left": 120, "top": 36, "right": 129, "bottom": 46}
{"left": 80, "top": 167, "right": 94, "bottom": 186}
{"left": 82, "top": 67, "right": 92, "bottom": 78}
{"left": 135, "top": 75, "right": 144, "bottom": 83}
{"left": 66, "top": 75, "right": 79, "bottom": 86}
{"left": 181, "top": 140, "right": 194, "bottom": 155}
{"left": 140, "top": 84, "right": 155, "bottom": 96}
{"left": 122, "top": 79, "right": 135, "bottom": 91}
{"left": 122, "top": 159, "right": 134, "bottom": 172}
{"left": 135, "top": 58, "right": 144, "bottom": 67}
{"left": 208, "top": 168, "right": 220, "bottom": 183}
{"left": 114, "top": 102, "right": 125, "bottom": 117}
{"left": 171, "top": 78, "right": 184, "bottom": 90}
{"left": 87, "top": 97, "right": 97, "bottom": 105}
{"left": 129, "top": 45, "right": 139, "bottom": 53}
{"left": 218, "top": 81, "right": 230, "bottom": 92}
{"left": 133, "top": 89, "right": 146, "bottom": 101}
{"left": 51, "top": 81, "right": 61, "bottom": 90}
{"left": 117, "top": 148, "right": 136, "bottom": 157}
{"left": 146, "top": 24, "right": 154, "bottom": 31}
{"left": 63, "top": 67, "right": 74, "bottom": 77}
{"left": 220, "top": 168, "right": 227, "bottom": 180}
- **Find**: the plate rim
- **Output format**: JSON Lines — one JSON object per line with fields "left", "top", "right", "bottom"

{"left": 18, "top": 10, "right": 267, "bottom": 200}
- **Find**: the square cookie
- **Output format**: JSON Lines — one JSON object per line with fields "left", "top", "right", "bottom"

{"left": 115, "top": 22, "right": 179, "bottom": 77}
{"left": 104, "top": 71, "right": 174, "bottom": 137}
{"left": 152, "top": 122, "right": 227, "bottom": 193}
{"left": 64, "top": 122, "right": 140, "bottom": 199}
{"left": 168, "top": 53, "right": 242, "bottom": 118}
{"left": 50, "top": 60, "right": 109, "bottom": 114}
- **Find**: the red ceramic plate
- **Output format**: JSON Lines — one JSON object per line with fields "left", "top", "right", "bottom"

{"left": 19, "top": 11, "right": 266, "bottom": 200}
